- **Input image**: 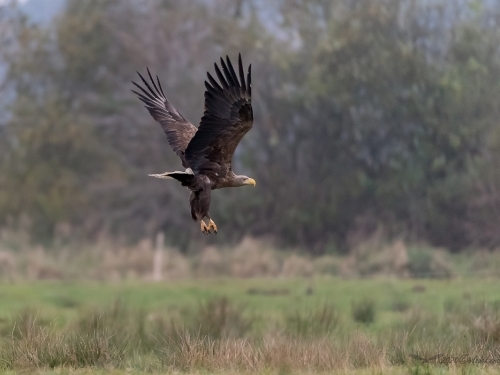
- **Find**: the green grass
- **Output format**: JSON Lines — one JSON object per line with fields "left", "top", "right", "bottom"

{"left": 1, "top": 277, "right": 499, "bottom": 328}
{"left": 1, "top": 277, "right": 500, "bottom": 374}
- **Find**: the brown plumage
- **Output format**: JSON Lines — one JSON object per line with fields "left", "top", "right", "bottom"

{"left": 132, "top": 54, "right": 255, "bottom": 234}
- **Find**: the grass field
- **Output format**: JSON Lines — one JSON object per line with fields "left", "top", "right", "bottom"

{"left": 1, "top": 277, "right": 500, "bottom": 374}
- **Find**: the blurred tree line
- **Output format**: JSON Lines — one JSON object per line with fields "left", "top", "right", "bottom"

{"left": 1, "top": 0, "right": 500, "bottom": 253}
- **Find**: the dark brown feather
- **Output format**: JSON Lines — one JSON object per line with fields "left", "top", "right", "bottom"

{"left": 185, "top": 54, "right": 253, "bottom": 179}
{"left": 132, "top": 69, "right": 197, "bottom": 168}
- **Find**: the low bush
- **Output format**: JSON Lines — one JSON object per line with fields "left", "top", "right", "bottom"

{"left": 351, "top": 299, "right": 376, "bottom": 324}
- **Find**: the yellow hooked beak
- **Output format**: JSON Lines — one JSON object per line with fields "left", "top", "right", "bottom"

{"left": 245, "top": 178, "right": 256, "bottom": 186}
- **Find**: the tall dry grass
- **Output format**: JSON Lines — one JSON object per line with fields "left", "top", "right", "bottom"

{"left": 2, "top": 297, "right": 500, "bottom": 372}
{"left": 2, "top": 229, "right": 500, "bottom": 281}
{"left": 0, "top": 234, "right": 320, "bottom": 281}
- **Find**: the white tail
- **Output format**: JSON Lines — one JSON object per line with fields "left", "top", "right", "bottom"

{"left": 148, "top": 168, "right": 194, "bottom": 179}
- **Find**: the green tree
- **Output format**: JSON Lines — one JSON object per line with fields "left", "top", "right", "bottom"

{"left": 2, "top": 0, "right": 500, "bottom": 252}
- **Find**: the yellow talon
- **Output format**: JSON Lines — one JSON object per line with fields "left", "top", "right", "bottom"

{"left": 208, "top": 219, "right": 218, "bottom": 234}
{"left": 200, "top": 220, "right": 210, "bottom": 235}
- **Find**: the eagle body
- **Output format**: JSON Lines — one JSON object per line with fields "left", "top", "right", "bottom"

{"left": 132, "top": 54, "right": 255, "bottom": 234}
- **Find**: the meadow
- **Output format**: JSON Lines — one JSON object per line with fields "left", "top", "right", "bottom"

{"left": 1, "top": 277, "right": 500, "bottom": 374}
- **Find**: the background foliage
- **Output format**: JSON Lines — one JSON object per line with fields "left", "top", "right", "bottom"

{"left": 1, "top": 0, "right": 500, "bottom": 253}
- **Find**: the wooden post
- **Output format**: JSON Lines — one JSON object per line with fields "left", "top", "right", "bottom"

{"left": 153, "top": 232, "right": 164, "bottom": 281}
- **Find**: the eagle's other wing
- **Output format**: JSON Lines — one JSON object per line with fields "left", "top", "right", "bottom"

{"left": 132, "top": 69, "right": 197, "bottom": 168}
{"left": 185, "top": 54, "right": 252, "bottom": 175}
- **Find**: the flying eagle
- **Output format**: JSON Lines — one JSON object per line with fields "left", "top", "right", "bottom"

{"left": 132, "top": 54, "right": 255, "bottom": 235}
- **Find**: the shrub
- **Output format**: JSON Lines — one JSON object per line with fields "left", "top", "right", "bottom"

{"left": 191, "top": 297, "right": 253, "bottom": 339}
{"left": 469, "top": 302, "right": 500, "bottom": 343}
{"left": 285, "top": 303, "right": 339, "bottom": 337}
{"left": 281, "top": 254, "right": 314, "bottom": 277}
{"left": 391, "top": 297, "right": 412, "bottom": 313}
{"left": 407, "top": 247, "right": 453, "bottom": 279}
{"left": 230, "top": 238, "right": 279, "bottom": 278}
{"left": 0, "top": 308, "right": 127, "bottom": 369}
{"left": 196, "top": 246, "right": 226, "bottom": 277}
{"left": 351, "top": 299, "right": 376, "bottom": 324}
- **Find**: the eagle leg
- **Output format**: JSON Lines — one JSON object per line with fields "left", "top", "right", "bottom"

{"left": 208, "top": 219, "right": 218, "bottom": 234}
{"left": 200, "top": 220, "right": 210, "bottom": 235}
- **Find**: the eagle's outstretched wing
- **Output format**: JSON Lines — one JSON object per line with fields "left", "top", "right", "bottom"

{"left": 132, "top": 69, "right": 197, "bottom": 168}
{"left": 185, "top": 54, "right": 252, "bottom": 175}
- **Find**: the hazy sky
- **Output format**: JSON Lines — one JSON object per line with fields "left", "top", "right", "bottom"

{"left": 1, "top": 0, "right": 64, "bottom": 24}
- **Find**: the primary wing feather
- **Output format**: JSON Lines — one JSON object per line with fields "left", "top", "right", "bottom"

{"left": 132, "top": 69, "right": 197, "bottom": 168}
{"left": 185, "top": 54, "right": 253, "bottom": 176}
